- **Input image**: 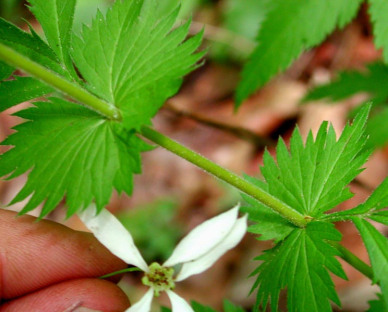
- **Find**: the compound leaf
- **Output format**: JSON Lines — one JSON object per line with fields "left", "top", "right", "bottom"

{"left": 0, "top": 76, "right": 53, "bottom": 112}
{"left": 259, "top": 104, "right": 370, "bottom": 217}
{"left": 0, "top": 98, "right": 149, "bottom": 218}
{"left": 236, "top": 0, "right": 363, "bottom": 107}
{"left": 353, "top": 218, "right": 388, "bottom": 305}
{"left": 253, "top": 221, "right": 346, "bottom": 312}
{"left": 72, "top": 0, "right": 204, "bottom": 131}
{"left": 27, "top": 0, "right": 77, "bottom": 79}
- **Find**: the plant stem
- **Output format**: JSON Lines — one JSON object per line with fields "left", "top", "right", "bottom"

{"left": 331, "top": 242, "right": 373, "bottom": 280}
{"left": 0, "top": 42, "right": 374, "bottom": 278}
{"left": 140, "top": 126, "right": 308, "bottom": 227}
{"left": 0, "top": 43, "right": 308, "bottom": 228}
{"left": 0, "top": 42, "right": 121, "bottom": 120}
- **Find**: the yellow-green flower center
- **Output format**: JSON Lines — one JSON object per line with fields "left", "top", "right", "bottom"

{"left": 142, "top": 262, "right": 175, "bottom": 296}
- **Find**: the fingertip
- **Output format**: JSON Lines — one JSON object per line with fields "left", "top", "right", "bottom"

{"left": 0, "top": 278, "right": 131, "bottom": 312}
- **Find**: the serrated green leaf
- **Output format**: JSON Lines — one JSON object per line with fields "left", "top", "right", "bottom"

{"left": 0, "top": 18, "right": 65, "bottom": 75}
{"left": 241, "top": 176, "right": 295, "bottom": 242}
{"left": 0, "top": 98, "right": 149, "bottom": 218}
{"left": 304, "top": 63, "right": 388, "bottom": 103}
{"left": 236, "top": 0, "right": 363, "bottom": 107}
{"left": 258, "top": 104, "right": 370, "bottom": 217}
{"left": 353, "top": 218, "right": 388, "bottom": 305}
{"left": 27, "top": 0, "right": 77, "bottom": 79}
{"left": 71, "top": 0, "right": 204, "bottom": 131}
{"left": 253, "top": 221, "right": 346, "bottom": 312}
{"left": 369, "top": 0, "right": 388, "bottom": 62}
{"left": 326, "top": 176, "right": 388, "bottom": 224}
{"left": 367, "top": 294, "right": 388, "bottom": 312}
{"left": 0, "top": 76, "right": 53, "bottom": 112}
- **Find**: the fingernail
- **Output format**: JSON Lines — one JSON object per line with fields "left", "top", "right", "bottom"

{"left": 72, "top": 308, "right": 103, "bottom": 312}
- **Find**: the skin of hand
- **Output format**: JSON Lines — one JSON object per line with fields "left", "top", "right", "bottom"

{"left": 0, "top": 209, "right": 130, "bottom": 312}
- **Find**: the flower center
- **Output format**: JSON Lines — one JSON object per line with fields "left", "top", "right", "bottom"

{"left": 142, "top": 262, "right": 175, "bottom": 296}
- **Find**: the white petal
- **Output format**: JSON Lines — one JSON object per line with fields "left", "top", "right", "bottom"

{"left": 164, "top": 204, "right": 240, "bottom": 267}
{"left": 125, "top": 288, "right": 154, "bottom": 312}
{"left": 166, "top": 290, "right": 194, "bottom": 312}
{"left": 176, "top": 215, "right": 247, "bottom": 281}
{"left": 78, "top": 205, "right": 148, "bottom": 272}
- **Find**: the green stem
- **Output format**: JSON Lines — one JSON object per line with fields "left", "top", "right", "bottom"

{"left": 0, "top": 43, "right": 307, "bottom": 227}
{"left": 0, "top": 41, "right": 374, "bottom": 280}
{"left": 140, "top": 126, "right": 308, "bottom": 227}
{"left": 0, "top": 42, "right": 121, "bottom": 120}
{"left": 331, "top": 242, "right": 373, "bottom": 280}
{"left": 99, "top": 267, "right": 142, "bottom": 279}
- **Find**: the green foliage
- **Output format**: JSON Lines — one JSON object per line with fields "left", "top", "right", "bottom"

{"left": 189, "top": 300, "right": 245, "bottom": 312}
{"left": 236, "top": 0, "right": 363, "bottom": 107}
{"left": 73, "top": 0, "right": 109, "bottom": 33}
{"left": 241, "top": 176, "right": 295, "bottom": 243}
{"left": 0, "top": 98, "right": 149, "bottom": 218}
{"left": 223, "top": 0, "right": 269, "bottom": 41}
{"left": 304, "top": 63, "right": 388, "bottom": 149}
{"left": 0, "top": 77, "right": 53, "bottom": 112}
{"left": 0, "top": 0, "right": 22, "bottom": 20}
{"left": 0, "top": 0, "right": 203, "bottom": 217}
{"left": 191, "top": 302, "right": 216, "bottom": 312}
{"left": 252, "top": 222, "right": 346, "bottom": 312}
{"left": 0, "top": 18, "right": 64, "bottom": 75}
{"left": 353, "top": 218, "right": 388, "bottom": 306}
{"left": 367, "top": 294, "right": 388, "bottom": 312}
{"left": 327, "top": 176, "right": 388, "bottom": 225}
{"left": 243, "top": 106, "right": 381, "bottom": 311}
{"left": 71, "top": 0, "right": 204, "bottom": 130}
{"left": 158, "top": 0, "right": 202, "bottom": 19}
{"left": 258, "top": 105, "right": 370, "bottom": 217}
{"left": 222, "top": 300, "right": 245, "bottom": 312}
{"left": 27, "top": 0, "right": 77, "bottom": 78}
{"left": 369, "top": 0, "right": 388, "bottom": 62}
{"left": 366, "top": 107, "right": 388, "bottom": 149}
{"left": 304, "top": 63, "right": 388, "bottom": 103}
{"left": 118, "top": 200, "right": 182, "bottom": 262}
{"left": 0, "top": 61, "right": 14, "bottom": 80}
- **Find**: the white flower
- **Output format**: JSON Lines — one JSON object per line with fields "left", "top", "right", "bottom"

{"left": 78, "top": 204, "right": 247, "bottom": 312}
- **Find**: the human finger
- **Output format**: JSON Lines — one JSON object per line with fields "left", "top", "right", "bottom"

{"left": 0, "top": 278, "right": 130, "bottom": 312}
{"left": 0, "top": 209, "right": 127, "bottom": 299}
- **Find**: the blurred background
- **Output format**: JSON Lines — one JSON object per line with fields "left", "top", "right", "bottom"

{"left": 0, "top": 1, "right": 387, "bottom": 311}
